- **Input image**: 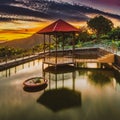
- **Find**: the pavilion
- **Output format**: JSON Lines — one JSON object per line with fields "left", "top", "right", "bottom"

{"left": 38, "top": 19, "right": 80, "bottom": 69}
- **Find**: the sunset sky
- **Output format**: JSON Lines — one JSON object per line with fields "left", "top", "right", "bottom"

{"left": 0, "top": 0, "right": 120, "bottom": 41}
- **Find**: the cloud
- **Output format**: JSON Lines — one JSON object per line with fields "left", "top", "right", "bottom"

{"left": 67, "top": 0, "right": 120, "bottom": 6}
{"left": 96, "top": 0, "right": 120, "bottom": 6}
{"left": 0, "top": 0, "right": 120, "bottom": 22}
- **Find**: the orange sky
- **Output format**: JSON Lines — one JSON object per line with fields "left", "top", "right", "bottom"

{"left": 0, "top": 20, "right": 50, "bottom": 41}
{"left": 0, "top": 17, "right": 120, "bottom": 41}
{"left": 0, "top": 0, "right": 120, "bottom": 42}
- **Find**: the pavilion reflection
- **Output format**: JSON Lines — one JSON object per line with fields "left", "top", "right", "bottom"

{"left": 38, "top": 65, "right": 82, "bottom": 112}
{"left": 37, "top": 87, "right": 81, "bottom": 112}
{"left": 43, "top": 65, "right": 76, "bottom": 90}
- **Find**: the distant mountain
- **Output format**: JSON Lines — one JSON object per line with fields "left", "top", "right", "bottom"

{"left": 0, "top": 34, "right": 44, "bottom": 49}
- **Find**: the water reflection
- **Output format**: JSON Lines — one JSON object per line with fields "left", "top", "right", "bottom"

{"left": 113, "top": 70, "right": 120, "bottom": 91}
{"left": 43, "top": 65, "right": 115, "bottom": 90}
{"left": 1, "top": 61, "right": 120, "bottom": 120}
{"left": 43, "top": 65, "right": 76, "bottom": 90}
{"left": 0, "top": 59, "right": 41, "bottom": 79}
{"left": 88, "top": 70, "right": 113, "bottom": 86}
{"left": 37, "top": 88, "right": 81, "bottom": 112}
{"left": 36, "top": 65, "right": 81, "bottom": 112}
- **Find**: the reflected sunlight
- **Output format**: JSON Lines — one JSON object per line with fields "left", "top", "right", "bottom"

{"left": 86, "top": 63, "right": 98, "bottom": 68}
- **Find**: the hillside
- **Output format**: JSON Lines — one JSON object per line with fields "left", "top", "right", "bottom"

{"left": 0, "top": 34, "right": 44, "bottom": 49}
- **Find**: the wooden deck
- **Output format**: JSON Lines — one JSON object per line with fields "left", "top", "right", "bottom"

{"left": 43, "top": 57, "right": 75, "bottom": 66}
{"left": 0, "top": 47, "right": 115, "bottom": 71}
{"left": 42, "top": 52, "right": 114, "bottom": 69}
{"left": 76, "top": 53, "right": 114, "bottom": 63}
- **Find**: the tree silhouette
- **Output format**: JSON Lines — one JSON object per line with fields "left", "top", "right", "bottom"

{"left": 108, "top": 27, "right": 120, "bottom": 40}
{"left": 87, "top": 15, "right": 113, "bottom": 39}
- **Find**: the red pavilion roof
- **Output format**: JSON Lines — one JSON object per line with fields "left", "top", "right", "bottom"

{"left": 38, "top": 19, "right": 79, "bottom": 34}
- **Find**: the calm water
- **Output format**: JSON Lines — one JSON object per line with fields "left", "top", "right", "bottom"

{"left": 0, "top": 59, "right": 120, "bottom": 120}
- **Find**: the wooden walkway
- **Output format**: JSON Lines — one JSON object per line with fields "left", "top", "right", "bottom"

{"left": 0, "top": 53, "right": 44, "bottom": 71}
{"left": 76, "top": 53, "right": 114, "bottom": 63}
{"left": 43, "top": 57, "right": 75, "bottom": 68}
{"left": 0, "top": 48, "right": 115, "bottom": 71}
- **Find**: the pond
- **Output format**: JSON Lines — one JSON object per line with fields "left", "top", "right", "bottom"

{"left": 0, "top": 59, "right": 120, "bottom": 120}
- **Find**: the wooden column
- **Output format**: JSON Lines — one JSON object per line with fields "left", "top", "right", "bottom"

{"left": 42, "top": 34, "right": 45, "bottom": 70}
{"left": 55, "top": 34, "right": 57, "bottom": 65}
{"left": 49, "top": 34, "right": 51, "bottom": 59}
{"left": 72, "top": 32, "right": 75, "bottom": 64}
{"left": 49, "top": 72, "right": 51, "bottom": 89}
{"left": 72, "top": 71, "right": 76, "bottom": 91}
{"left": 62, "top": 73, "right": 64, "bottom": 88}
{"left": 62, "top": 33, "right": 65, "bottom": 56}
{"left": 43, "top": 34, "right": 46, "bottom": 61}
{"left": 55, "top": 74, "right": 57, "bottom": 89}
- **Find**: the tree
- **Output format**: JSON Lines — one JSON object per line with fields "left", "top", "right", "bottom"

{"left": 87, "top": 15, "right": 113, "bottom": 39}
{"left": 108, "top": 27, "right": 120, "bottom": 40}
{"left": 76, "top": 28, "right": 91, "bottom": 42}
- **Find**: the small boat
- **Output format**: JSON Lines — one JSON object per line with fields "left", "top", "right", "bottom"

{"left": 23, "top": 77, "right": 48, "bottom": 92}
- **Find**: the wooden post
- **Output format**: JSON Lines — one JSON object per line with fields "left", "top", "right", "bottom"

{"left": 62, "top": 73, "right": 64, "bottom": 88}
{"left": 42, "top": 34, "right": 46, "bottom": 70}
{"left": 72, "top": 32, "right": 75, "bottom": 65}
{"left": 55, "top": 73, "right": 57, "bottom": 89}
{"left": 42, "top": 62, "right": 44, "bottom": 70}
{"left": 49, "top": 34, "right": 51, "bottom": 60}
{"left": 15, "top": 66, "right": 17, "bottom": 73}
{"left": 72, "top": 71, "right": 76, "bottom": 91}
{"left": 8, "top": 68, "right": 10, "bottom": 77}
{"left": 55, "top": 34, "right": 57, "bottom": 65}
{"left": 62, "top": 33, "right": 65, "bottom": 56}
{"left": 6, "top": 69, "right": 7, "bottom": 77}
{"left": 49, "top": 72, "right": 51, "bottom": 89}
{"left": 43, "top": 34, "right": 45, "bottom": 62}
